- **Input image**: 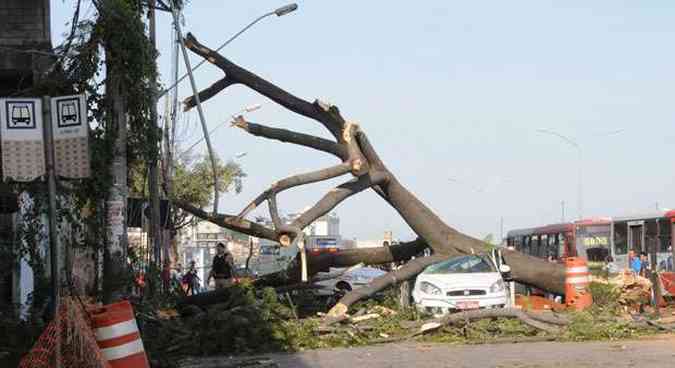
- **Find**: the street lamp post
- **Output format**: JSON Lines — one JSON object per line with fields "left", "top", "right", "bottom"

{"left": 168, "top": 3, "right": 296, "bottom": 213}
{"left": 536, "top": 129, "right": 583, "bottom": 220}
{"left": 159, "top": 3, "right": 298, "bottom": 99}
{"left": 536, "top": 129, "right": 624, "bottom": 221}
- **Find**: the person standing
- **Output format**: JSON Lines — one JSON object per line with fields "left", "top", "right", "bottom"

{"left": 630, "top": 250, "right": 642, "bottom": 275}
{"left": 639, "top": 252, "right": 649, "bottom": 278}
{"left": 183, "top": 261, "right": 200, "bottom": 295}
{"left": 208, "top": 243, "right": 234, "bottom": 289}
{"left": 161, "top": 260, "right": 171, "bottom": 294}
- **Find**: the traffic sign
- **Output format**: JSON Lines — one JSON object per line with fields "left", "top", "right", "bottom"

{"left": 0, "top": 98, "right": 46, "bottom": 181}
{"left": 51, "top": 95, "right": 90, "bottom": 178}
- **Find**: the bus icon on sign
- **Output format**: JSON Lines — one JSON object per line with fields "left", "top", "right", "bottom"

{"left": 57, "top": 98, "right": 81, "bottom": 127}
{"left": 12, "top": 106, "right": 30, "bottom": 125}
{"left": 5, "top": 101, "right": 36, "bottom": 129}
{"left": 61, "top": 102, "right": 77, "bottom": 125}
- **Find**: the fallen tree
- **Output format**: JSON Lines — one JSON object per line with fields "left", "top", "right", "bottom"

{"left": 175, "top": 32, "right": 565, "bottom": 319}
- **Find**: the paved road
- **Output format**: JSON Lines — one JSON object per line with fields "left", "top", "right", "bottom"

{"left": 181, "top": 335, "right": 675, "bottom": 368}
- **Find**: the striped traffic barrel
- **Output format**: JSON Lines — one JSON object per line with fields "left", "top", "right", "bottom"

{"left": 91, "top": 300, "right": 149, "bottom": 368}
{"left": 564, "top": 257, "right": 593, "bottom": 310}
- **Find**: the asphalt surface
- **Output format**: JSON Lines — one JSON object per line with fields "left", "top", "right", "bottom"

{"left": 180, "top": 335, "right": 675, "bottom": 368}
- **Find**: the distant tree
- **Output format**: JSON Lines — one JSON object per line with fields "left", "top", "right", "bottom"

{"left": 130, "top": 154, "right": 246, "bottom": 232}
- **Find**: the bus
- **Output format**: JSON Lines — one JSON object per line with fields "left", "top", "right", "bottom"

{"left": 506, "top": 212, "right": 675, "bottom": 268}
{"left": 506, "top": 222, "right": 575, "bottom": 262}
{"left": 610, "top": 210, "right": 675, "bottom": 270}
{"left": 506, "top": 218, "right": 614, "bottom": 263}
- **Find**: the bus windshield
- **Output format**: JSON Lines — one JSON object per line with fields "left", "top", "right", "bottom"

{"left": 576, "top": 224, "right": 611, "bottom": 262}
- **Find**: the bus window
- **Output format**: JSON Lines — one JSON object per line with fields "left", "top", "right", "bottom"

{"left": 646, "top": 220, "right": 658, "bottom": 257}
{"left": 576, "top": 224, "right": 610, "bottom": 262}
{"left": 557, "top": 233, "right": 566, "bottom": 259}
{"left": 530, "top": 235, "right": 539, "bottom": 257}
{"left": 523, "top": 236, "right": 530, "bottom": 255}
{"left": 539, "top": 234, "right": 547, "bottom": 257}
{"left": 547, "top": 234, "right": 556, "bottom": 260}
{"left": 614, "top": 222, "right": 628, "bottom": 256}
{"left": 659, "top": 218, "right": 670, "bottom": 253}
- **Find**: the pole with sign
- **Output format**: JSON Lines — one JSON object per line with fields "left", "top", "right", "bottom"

{"left": 42, "top": 96, "right": 61, "bottom": 317}
{"left": 0, "top": 95, "right": 89, "bottom": 317}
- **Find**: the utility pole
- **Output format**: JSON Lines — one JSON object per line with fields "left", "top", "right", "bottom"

{"left": 500, "top": 216, "right": 504, "bottom": 244}
{"left": 561, "top": 201, "right": 565, "bottom": 222}
{"left": 148, "top": 0, "right": 162, "bottom": 267}
{"left": 42, "top": 96, "right": 59, "bottom": 316}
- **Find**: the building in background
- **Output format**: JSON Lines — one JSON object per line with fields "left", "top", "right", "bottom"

{"left": 250, "top": 211, "right": 344, "bottom": 275}
{"left": 292, "top": 212, "right": 342, "bottom": 249}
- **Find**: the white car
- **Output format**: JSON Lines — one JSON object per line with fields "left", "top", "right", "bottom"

{"left": 412, "top": 255, "right": 509, "bottom": 315}
{"left": 314, "top": 266, "right": 386, "bottom": 296}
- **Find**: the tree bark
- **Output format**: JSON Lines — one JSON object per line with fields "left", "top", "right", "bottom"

{"left": 103, "top": 49, "right": 129, "bottom": 303}
{"left": 177, "top": 33, "right": 567, "bottom": 316}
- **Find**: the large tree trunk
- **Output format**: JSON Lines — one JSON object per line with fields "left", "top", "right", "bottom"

{"left": 175, "top": 33, "right": 566, "bottom": 317}
{"left": 103, "top": 50, "right": 129, "bottom": 303}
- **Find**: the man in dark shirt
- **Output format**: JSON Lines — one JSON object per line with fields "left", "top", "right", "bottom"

{"left": 208, "top": 242, "right": 234, "bottom": 289}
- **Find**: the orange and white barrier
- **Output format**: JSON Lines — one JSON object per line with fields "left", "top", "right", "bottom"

{"left": 565, "top": 257, "right": 593, "bottom": 311}
{"left": 91, "top": 300, "right": 149, "bottom": 368}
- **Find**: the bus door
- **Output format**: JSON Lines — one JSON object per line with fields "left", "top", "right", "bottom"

{"left": 627, "top": 220, "right": 645, "bottom": 254}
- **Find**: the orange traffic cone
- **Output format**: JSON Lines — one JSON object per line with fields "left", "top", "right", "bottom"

{"left": 91, "top": 300, "right": 149, "bottom": 368}
{"left": 565, "top": 257, "right": 593, "bottom": 311}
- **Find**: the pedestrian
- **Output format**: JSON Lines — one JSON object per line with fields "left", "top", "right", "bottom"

{"left": 630, "top": 250, "right": 642, "bottom": 275}
{"left": 604, "top": 255, "right": 619, "bottom": 275}
{"left": 639, "top": 252, "right": 649, "bottom": 277}
{"left": 208, "top": 243, "right": 235, "bottom": 289}
{"left": 161, "top": 260, "right": 171, "bottom": 294}
{"left": 182, "top": 261, "right": 200, "bottom": 295}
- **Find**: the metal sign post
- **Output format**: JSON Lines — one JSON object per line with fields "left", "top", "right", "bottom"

{"left": 42, "top": 96, "right": 61, "bottom": 317}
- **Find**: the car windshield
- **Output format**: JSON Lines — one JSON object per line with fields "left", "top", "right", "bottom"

{"left": 423, "top": 255, "right": 496, "bottom": 274}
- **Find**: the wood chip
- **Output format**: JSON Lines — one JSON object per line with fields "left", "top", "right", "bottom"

{"left": 350, "top": 313, "right": 381, "bottom": 323}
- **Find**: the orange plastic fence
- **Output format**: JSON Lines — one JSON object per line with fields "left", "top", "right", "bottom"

{"left": 18, "top": 297, "right": 111, "bottom": 368}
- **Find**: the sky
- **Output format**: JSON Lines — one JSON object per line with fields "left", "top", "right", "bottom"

{"left": 50, "top": 1, "right": 675, "bottom": 242}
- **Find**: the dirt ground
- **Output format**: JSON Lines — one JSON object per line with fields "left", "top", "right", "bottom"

{"left": 179, "top": 335, "right": 675, "bottom": 368}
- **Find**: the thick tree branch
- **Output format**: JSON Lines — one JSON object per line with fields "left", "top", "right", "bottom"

{"left": 290, "top": 171, "right": 388, "bottom": 231}
{"left": 238, "top": 162, "right": 352, "bottom": 219}
{"left": 267, "top": 193, "right": 282, "bottom": 229}
{"left": 184, "top": 33, "right": 343, "bottom": 139}
{"left": 233, "top": 117, "right": 346, "bottom": 159}
{"left": 182, "top": 76, "right": 236, "bottom": 111}
{"left": 325, "top": 255, "right": 446, "bottom": 323}
{"left": 174, "top": 200, "right": 278, "bottom": 241}
{"left": 178, "top": 238, "right": 430, "bottom": 307}
{"left": 305, "top": 237, "right": 428, "bottom": 274}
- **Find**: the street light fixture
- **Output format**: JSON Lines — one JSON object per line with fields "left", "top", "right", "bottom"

{"left": 275, "top": 3, "right": 299, "bottom": 16}
{"left": 535, "top": 128, "right": 625, "bottom": 221}
{"left": 159, "top": 3, "right": 299, "bottom": 99}
{"left": 536, "top": 129, "right": 583, "bottom": 220}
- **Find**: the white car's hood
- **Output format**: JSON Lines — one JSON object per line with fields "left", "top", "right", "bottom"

{"left": 416, "top": 272, "right": 501, "bottom": 290}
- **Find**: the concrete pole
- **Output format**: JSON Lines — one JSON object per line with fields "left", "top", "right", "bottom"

{"left": 42, "top": 96, "right": 60, "bottom": 316}
{"left": 171, "top": 4, "right": 221, "bottom": 215}
{"left": 148, "top": 0, "right": 162, "bottom": 266}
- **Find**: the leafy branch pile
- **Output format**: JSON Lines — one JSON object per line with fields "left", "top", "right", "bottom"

{"left": 137, "top": 281, "right": 673, "bottom": 368}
